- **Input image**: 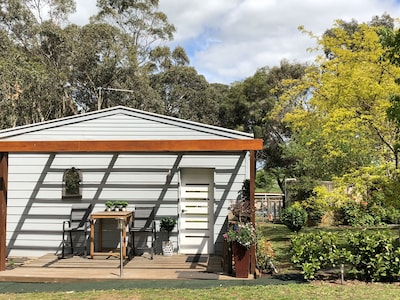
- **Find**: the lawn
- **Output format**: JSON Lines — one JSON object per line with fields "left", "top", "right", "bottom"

{"left": 0, "top": 281, "right": 399, "bottom": 300}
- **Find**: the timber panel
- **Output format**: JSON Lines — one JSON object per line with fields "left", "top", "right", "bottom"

{"left": 0, "top": 139, "right": 262, "bottom": 152}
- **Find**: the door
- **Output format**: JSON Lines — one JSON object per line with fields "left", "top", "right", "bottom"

{"left": 179, "top": 169, "right": 214, "bottom": 254}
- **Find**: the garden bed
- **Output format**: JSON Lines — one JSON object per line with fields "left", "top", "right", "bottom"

{"left": 258, "top": 221, "right": 400, "bottom": 282}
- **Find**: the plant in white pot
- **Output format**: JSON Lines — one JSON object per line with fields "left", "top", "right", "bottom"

{"left": 160, "top": 217, "right": 176, "bottom": 256}
{"left": 105, "top": 201, "right": 114, "bottom": 212}
{"left": 113, "top": 201, "right": 122, "bottom": 211}
{"left": 120, "top": 201, "right": 128, "bottom": 211}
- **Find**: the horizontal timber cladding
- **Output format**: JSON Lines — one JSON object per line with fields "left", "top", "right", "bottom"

{"left": 6, "top": 152, "right": 248, "bottom": 257}
{"left": 0, "top": 109, "right": 255, "bottom": 141}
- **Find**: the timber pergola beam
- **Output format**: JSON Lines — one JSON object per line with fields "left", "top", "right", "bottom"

{"left": 0, "top": 139, "right": 263, "bottom": 152}
{"left": 0, "top": 138, "right": 263, "bottom": 272}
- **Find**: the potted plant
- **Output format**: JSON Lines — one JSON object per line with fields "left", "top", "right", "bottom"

{"left": 160, "top": 217, "right": 176, "bottom": 256}
{"left": 223, "top": 222, "right": 256, "bottom": 278}
{"left": 105, "top": 201, "right": 114, "bottom": 212}
{"left": 120, "top": 201, "right": 128, "bottom": 211}
{"left": 110, "top": 201, "right": 118, "bottom": 211}
{"left": 224, "top": 222, "right": 256, "bottom": 250}
{"left": 115, "top": 201, "right": 126, "bottom": 211}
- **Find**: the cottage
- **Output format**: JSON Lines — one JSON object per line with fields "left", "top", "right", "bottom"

{"left": 0, "top": 106, "right": 262, "bottom": 270}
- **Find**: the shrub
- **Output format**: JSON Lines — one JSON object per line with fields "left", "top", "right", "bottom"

{"left": 347, "top": 230, "right": 400, "bottom": 282}
{"left": 301, "top": 196, "right": 326, "bottom": 226}
{"left": 338, "top": 201, "right": 376, "bottom": 227}
{"left": 384, "top": 207, "right": 400, "bottom": 224}
{"left": 337, "top": 202, "right": 399, "bottom": 227}
{"left": 281, "top": 203, "right": 308, "bottom": 232}
{"left": 289, "top": 229, "right": 400, "bottom": 282}
{"left": 290, "top": 231, "right": 349, "bottom": 280}
{"left": 256, "top": 227, "right": 276, "bottom": 273}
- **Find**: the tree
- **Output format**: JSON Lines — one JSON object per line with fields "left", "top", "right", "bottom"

{"left": 219, "top": 61, "right": 307, "bottom": 192}
{"left": 72, "top": 0, "right": 177, "bottom": 112}
{"left": 65, "top": 22, "right": 162, "bottom": 113}
{"left": 150, "top": 46, "right": 221, "bottom": 124}
{"left": 0, "top": 0, "right": 78, "bottom": 127}
{"left": 277, "top": 21, "right": 400, "bottom": 181}
{"left": 262, "top": 61, "right": 307, "bottom": 191}
{"left": 219, "top": 67, "right": 274, "bottom": 137}
{"left": 0, "top": 0, "right": 176, "bottom": 124}
{"left": 379, "top": 22, "right": 400, "bottom": 169}
{"left": 94, "top": 0, "right": 175, "bottom": 66}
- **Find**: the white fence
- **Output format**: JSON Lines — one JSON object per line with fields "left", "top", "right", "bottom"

{"left": 255, "top": 193, "right": 283, "bottom": 222}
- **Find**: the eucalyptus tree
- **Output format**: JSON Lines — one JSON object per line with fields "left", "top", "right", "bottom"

{"left": 63, "top": 22, "right": 161, "bottom": 113}
{"left": 0, "top": 0, "right": 77, "bottom": 127}
{"left": 0, "top": 0, "right": 177, "bottom": 125}
{"left": 94, "top": 0, "right": 175, "bottom": 66}
{"left": 149, "top": 46, "right": 221, "bottom": 124}
{"left": 71, "top": 0, "right": 177, "bottom": 112}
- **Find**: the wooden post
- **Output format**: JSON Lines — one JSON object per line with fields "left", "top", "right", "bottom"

{"left": 249, "top": 150, "right": 256, "bottom": 277}
{"left": 0, "top": 153, "right": 8, "bottom": 271}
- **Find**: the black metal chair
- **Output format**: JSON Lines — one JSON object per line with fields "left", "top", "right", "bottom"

{"left": 61, "top": 204, "right": 93, "bottom": 258}
{"left": 129, "top": 207, "right": 156, "bottom": 260}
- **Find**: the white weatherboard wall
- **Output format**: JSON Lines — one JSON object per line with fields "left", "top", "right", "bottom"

{"left": 6, "top": 152, "right": 248, "bottom": 257}
{"left": 2, "top": 106, "right": 253, "bottom": 257}
{"left": 0, "top": 106, "right": 252, "bottom": 141}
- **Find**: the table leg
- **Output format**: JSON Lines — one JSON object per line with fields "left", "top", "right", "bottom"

{"left": 90, "top": 220, "right": 94, "bottom": 259}
{"left": 99, "top": 219, "right": 103, "bottom": 252}
{"left": 123, "top": 224, "right": 127, "bottom": 258}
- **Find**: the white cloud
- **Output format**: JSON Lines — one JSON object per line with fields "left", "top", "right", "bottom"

{"left": 71, "top": 0, "right": 400, "bottom": 84}
{"left": 69, "top": 1, "right": 98, "bottom": 25}
{"left": 160, "top": 0, "right": 400, "bottom": 83}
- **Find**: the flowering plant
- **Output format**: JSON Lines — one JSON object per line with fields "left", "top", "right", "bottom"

{"left": 223, "top": 222, "right": 256, "bottom": 249}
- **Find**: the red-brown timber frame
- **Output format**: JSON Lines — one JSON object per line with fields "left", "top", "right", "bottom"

{"left": 0, "top": 139, "right": 263, "bottom": 272}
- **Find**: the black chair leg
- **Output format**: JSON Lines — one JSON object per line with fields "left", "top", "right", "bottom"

{"left": 69, "top": 231, "right": 73, "bottom": 255}
{"left": 150, "top": 237, "right": 154, "bottom": 260}
{"left": 132, "top": 232, "right": 136, "bottom": 256}
{"left": 62, "top": 231, "right": 65, "bottom": 258}
{"left": 128, "top": 232, "right": 134, "bottom": 260}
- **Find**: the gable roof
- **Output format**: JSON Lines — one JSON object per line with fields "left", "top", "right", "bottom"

{"left": 0, "top": 106, "right": 254, "bottom": 141}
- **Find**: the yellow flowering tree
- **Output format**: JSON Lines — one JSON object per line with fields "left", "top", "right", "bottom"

{"left": 275, "top": 21, "right": 400, "bottom": 179}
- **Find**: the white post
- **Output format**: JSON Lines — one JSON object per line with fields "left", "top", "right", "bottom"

{"left": 284, "top": 178, "right": 297, "bottom": 207}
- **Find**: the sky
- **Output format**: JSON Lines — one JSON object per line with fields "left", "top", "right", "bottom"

{"left": 70, "top": 0, "right": 400, "bottom": 84}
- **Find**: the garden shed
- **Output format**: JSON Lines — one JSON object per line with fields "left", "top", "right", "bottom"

{"left": 0, "top": 106, "right": 262, "bottom": 271}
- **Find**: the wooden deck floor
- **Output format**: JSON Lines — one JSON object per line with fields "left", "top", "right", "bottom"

{"left": 0, "top": 254, "right": 243, "bottom": 282}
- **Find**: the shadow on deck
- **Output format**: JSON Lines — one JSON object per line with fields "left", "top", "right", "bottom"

{"left": 0, "top": 254, "right": 244, "bottom": 283}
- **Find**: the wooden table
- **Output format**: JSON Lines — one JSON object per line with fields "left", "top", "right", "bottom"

{"left": 89, "top": 211, "right": 133, "bottom": 258}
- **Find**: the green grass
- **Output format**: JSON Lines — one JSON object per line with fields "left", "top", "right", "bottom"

{"left": 0, "top": 283, "right": 399, "bottom": 300}
{"left": 257, "top": 222, "right": 293, "bottom": 270}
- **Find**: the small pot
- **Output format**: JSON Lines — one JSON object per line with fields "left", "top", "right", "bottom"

{"left": 162, "top": 241, "right": 174, "bottom": 256}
